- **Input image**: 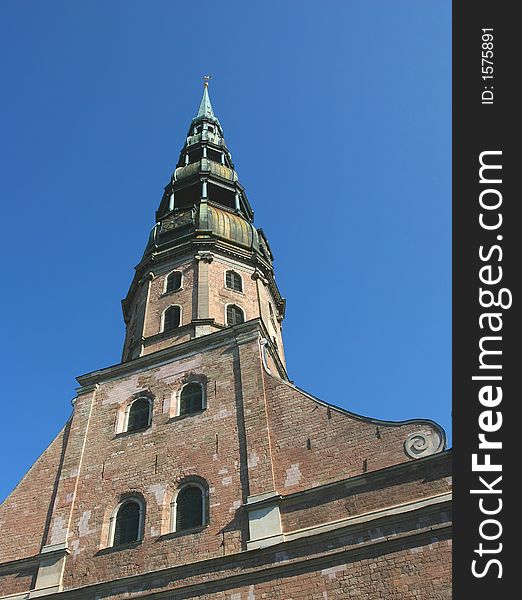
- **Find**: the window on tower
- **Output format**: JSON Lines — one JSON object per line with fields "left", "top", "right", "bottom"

{"left": 174, "top": 483, "right": 207, "bottom": 532}
{"left": 226, "top": 304, "right": 245, "bottom": 326}
{"left": 225, "top": 270, "right": 243, "bottom": 293}
{"left": 163, "top": 306, "right": 181, "bottom": 332}
{"left": 112, "top": 499, "right": 143, "bottom": 547}
{"left": 165, "top": 271, "right": 182, "bottom": 293}
{"left": 207, "top": 148, "right": 222, "bottom": 162}
{"left": 126, "top": 397, "right": 152, "bottom": 432}
{"left": 179, "top": 383, "right": 204, "bottom": 416}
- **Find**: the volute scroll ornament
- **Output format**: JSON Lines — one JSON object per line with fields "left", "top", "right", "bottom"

{"left": 404, "top": 429, "right": 443, "bottom": 459}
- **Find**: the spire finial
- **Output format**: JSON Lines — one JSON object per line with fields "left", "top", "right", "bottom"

{"left": 195, "top": 76, "right": 219, "bottom": 124}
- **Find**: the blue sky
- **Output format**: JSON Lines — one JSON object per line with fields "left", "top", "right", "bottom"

{"left": 0, "top": 1, "right": 451, "bottom": 502}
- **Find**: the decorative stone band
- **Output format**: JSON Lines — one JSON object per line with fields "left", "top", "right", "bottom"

{"left": 245, "top": 490, "right": 451, "bottom": 551}
{"left": 404, "top": 430, "right": 444, "bottom": 459}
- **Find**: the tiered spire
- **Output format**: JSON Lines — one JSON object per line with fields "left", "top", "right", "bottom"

{"left": 122, "top": 82, "right": 286, "bottom": 363}
{"left": 153, "top": 81, "right": 253, "bottom": 223}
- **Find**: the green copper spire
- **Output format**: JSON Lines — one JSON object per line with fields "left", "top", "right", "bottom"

{"left": 194, "top": 77, "right": 220, "bottom": 125}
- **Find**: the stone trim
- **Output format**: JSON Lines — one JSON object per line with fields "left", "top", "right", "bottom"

{"left": 76, "top": 319, "right": 277, "bottom": 390}
{"left": 5, "top": 508, "right": 451, "bottom": 600}
{"left": 283, "top": 492, "right": 451, "bottom": 543}
{"left": 0, "top": 593, "right": 30, "bottom": 600}
{"left": 281, "top": 449, "right": 451, "bottom": 502}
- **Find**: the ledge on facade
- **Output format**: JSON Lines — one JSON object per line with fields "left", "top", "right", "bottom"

{"left": 113, "top": 426, "right": 150, "bottom": 439}
{"left": 155, "top": 524, "right": 208, "bottom": 541}
{"left": 167, "top": 408, "right": 206, "bottom": 424}
{"left": 0, "top": 554, "right": 40, "bottom": 574}
{"left": 76, "top": 318, "right": 288, "bottom": 391}
{"left": 123, "top": 237, "right": 280, "bottom": 318}
{"left": 243, "top": 450, "right": 451, "bottom": 513}
{"left": 18, "top": 501, "right": 451, "bottom": 600}
{"left": 95, "top": 540, "right": 142, "bottom": 556}
{"left": 143, "top": 322, "right": 194, "bottom": 345}
{"left": 160, "top": 288, "right": 183, "bottom": 297}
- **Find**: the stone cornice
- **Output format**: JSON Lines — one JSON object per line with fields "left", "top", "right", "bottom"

{"left": 10, "top": 502, "right": 451, "bottom": 600}
{"left": 0, "top": 545, "right": 69, "bottom": 575}
{"left": 244, "top": 450, "right": 451, "bottom": 510}
{"left": 122, "top": 238, "right": 281, "bottom": 317}
{"left": 76, "top": 319, "right": 279, "bottom": 390}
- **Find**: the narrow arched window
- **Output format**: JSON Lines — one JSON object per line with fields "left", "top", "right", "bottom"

{"left": 127, "top": 397, "right": 151, "bottom": 432}
{"left": 179, "top": 383, "right": 203, "bottom": 416}
{"left": 165, "top": 271, "right": 182, "bottom": 293}
{"left": 175, "top": 485, "right": 205, "bottom": 531}
{"left": 225, "top": 270, "right": 243, "bottom": 292}
{"left": 113, "top": 500, "right": 142, "bottom": 546}
{"left": 164, "top": 306, "right": 181, "bottom": 332}
{"left": 226, "top": 304, "right": 244, "bottom": 326}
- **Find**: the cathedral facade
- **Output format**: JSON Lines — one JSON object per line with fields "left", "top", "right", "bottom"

{"left": 0, "top": 85, "right": 452, "bottom": 599}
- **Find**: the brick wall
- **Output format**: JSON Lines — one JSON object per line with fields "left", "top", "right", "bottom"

{"left": 0, "top": 425, "right": 68, "bottom": 563}
{"left": 0, "top": 327, "right": 451, "bottom": 599}
{"left": 263, "top": 373, "right": 445, "bottom": 493}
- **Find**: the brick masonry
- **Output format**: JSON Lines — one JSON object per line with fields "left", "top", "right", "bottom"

{"left": 0, "top": 86, "right": 451, "bottom": 598}
{"left": 0, "top": 322, "right": 451, "bottom": 599}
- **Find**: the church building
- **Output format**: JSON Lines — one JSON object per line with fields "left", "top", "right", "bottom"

{"left": 0, "top": 84, "right": 452, "bottom": 599}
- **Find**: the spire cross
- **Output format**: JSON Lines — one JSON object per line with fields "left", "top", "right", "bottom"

{"left": 203, "top": 75, "right": 212, "bottom": 88}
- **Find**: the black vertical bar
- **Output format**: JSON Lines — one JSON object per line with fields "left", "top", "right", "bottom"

{"left": 453, "top": 2, "right": 516, "bottom": 597}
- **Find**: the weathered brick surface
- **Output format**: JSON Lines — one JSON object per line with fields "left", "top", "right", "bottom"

{"left": 217, "top": 538, "right": 452, "bottom": 600}
{"left": 0, "top": 88, "right": 451, "bottom": 599}
{"left": 144, "top": 261, "right": 196, "bottom": 335}
{"left": 0, "top": 565, "right": 37, "bottom": 595}
{"left": 0, "top": 333, "right": 451, "bottom": 599}
{"left": 0, "top": 425, "right": 68, "bottom": 563}
{"left": 263, "top": 373, "right": 444, "bottom": 493}
{"left": 280, "top": 455, "right": 451, "bottom": 532}
{"left": 60, "top": 345, "right": 248, "bottom": 588}
{"left": 122, "top": 252, "right": 285, "bottom": 366}
{"left": 217, "top": 539, "right": 452, "bottom": 600}
{"left": 32, "top": 512, "right": 451, "bottom": 600}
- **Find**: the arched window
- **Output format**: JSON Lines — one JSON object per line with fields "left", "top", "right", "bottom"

{"left": 163, "top": 306, "right": 181, "bottom": 332}
{"left": 225, "top": 270, "right": 243, "bottom": 292}
{"left": 165, "top": 271, "right": 182, "bottom": 293}
{"left": 127, "top": 397, "right": 151, "bottom": 432}
{"left": 174, "top": 484, "right": 206, "bottom": 532}
{"left": 113, "top": 499, "right": 143, "bottom": 546}
{"left": 179, "top": 383, "right": 204, "bottom": 416}
{"left": 226, "top": 304, "right": 245, "bottom": 326}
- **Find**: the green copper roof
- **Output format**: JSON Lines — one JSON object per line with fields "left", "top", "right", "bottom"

{"left": 193, "top": 84, "right": 220, "bottom": 125}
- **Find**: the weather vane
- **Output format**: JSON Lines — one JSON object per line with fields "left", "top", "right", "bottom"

{"left": 203, "top": 75, "right": 212, "bottom": 88}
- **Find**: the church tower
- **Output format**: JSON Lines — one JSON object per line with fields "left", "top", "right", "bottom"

{"left": 121, "top": 80, "right": 285, "bottom": 367}
{"left": 0, "top": 85, "right": 452, "bottom": 600}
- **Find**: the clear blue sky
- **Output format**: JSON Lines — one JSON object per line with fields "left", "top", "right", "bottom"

{"left": 0, "top": 1, "right": 451, "bottom": 502}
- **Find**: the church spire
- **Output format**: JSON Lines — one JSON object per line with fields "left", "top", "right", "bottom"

{"left": 121, "top": 85, "right": 286, "bottom": 364}
{"left": 194, "top": 76, "right": 219, "bottom": 124}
